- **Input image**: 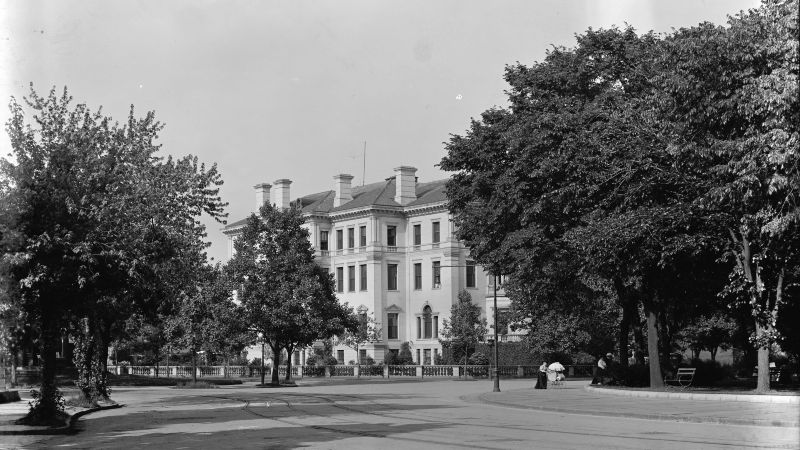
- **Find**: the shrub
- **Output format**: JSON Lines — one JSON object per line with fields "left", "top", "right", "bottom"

{"left": 325, "top": 355, "right": 339, "bottom": 366}
{"left": 397, "top": 342, "right": 414, "bottom": 365}
{"left": 175, "top": 381, "right": 216, "bottom": 389}
{"left": 687, "top": 359, "right": 736, "bottom": 386}
{"left": 384, "top": 351, "right": 398, "bottom": 365}
{"left": 615, "top": 363, "right": 650, "bottom": 387}
{"left": 468, "top": 352, "right": 489, "bottom": 365}
{"left": 363, "top": 356, "right": 375, "bottom": 366}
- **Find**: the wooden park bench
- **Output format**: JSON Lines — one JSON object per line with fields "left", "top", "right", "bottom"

{"left": 665, "top": 367, "right": 696, "bottom": 389}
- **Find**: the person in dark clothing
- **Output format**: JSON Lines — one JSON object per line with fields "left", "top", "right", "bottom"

{"left": 592, "top": 354, "right": 608, "bottom": 385}
{"left": 535, "top": 361, "right": 548, "bottom": 389}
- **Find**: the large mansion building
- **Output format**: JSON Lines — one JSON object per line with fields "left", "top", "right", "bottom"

{"left": 223, "top": 166, "right": 512, "bottom": 365}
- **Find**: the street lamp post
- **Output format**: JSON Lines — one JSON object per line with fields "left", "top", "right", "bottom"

{"left": 492, "top": 273, "right": 500, "bottom": 392}
{"left": 257, "top": 332, "right": 265, "bottom": 385}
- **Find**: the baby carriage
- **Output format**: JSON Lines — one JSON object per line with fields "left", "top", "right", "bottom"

{"left": 547, "top": 362, "right": 566, "bottom": 388}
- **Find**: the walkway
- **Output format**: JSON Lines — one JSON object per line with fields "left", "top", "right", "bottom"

{"left": 477, "top": 381, "right": 799, "bottom": 427}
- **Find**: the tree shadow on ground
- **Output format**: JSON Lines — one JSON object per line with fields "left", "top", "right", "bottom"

{"left": 54, "top": 397, "right": 462, "bottom": 449}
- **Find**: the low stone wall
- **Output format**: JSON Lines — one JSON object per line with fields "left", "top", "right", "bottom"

{"left": 105, "top": 364, "right": 596, "bottom": 380}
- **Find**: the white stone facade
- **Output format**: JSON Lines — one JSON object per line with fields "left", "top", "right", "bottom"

{"left": 224, "top": 166, "right": 506, "bottom": 365}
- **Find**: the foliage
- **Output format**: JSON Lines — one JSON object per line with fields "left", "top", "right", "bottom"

{"left": 396, "top": 342, "right": 414, "bottom": 365}
{"left": 468, "top": 352, "right": 489, "bottom": 365}
{"left": 656, "top": 0, "right": 799, "bottom": 392}
{"left": 335, "top": 309, "right": 381, "bottom": 363}
{"left": 440, "top": 3, "right": 799, "bottom": 391}
{"left": 227, "top": 203, "right": 356, "bottom": 384}
{"left": 439, "top": 289, "right": 487, "bottom": 365}
{"left": 674, "top": 314, "right": 737, "bottom": 360}
{"left": 0, "top": 86, "right": 226, "bottom": 421}
{"left": 165, "top": 265, "right": 239, "bottom": 382}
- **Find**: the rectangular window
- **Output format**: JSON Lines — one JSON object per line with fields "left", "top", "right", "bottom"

{"left": 359, "top": 349, "right": 367, "bottom": 365}
{"left": 387, "top": 225, "right": 397, "bottom": 247}
{"left": 413, "top": 224, "right": 421, "bottom": 246}
{"left": 416, "top": 317, "right": 421, "bottom": 339}
{"left": 348, "top": 265, "right": 355, "bottom": 292}
{"left": 337, "top": 350, "right": 344, "bottom": 364}
{"left": 466, "top": 260, "right": 476, "bottom": 288}
{"left": 416, "top": 349, "right": 421, "bottom": 364}
{"left": 424, "top": 349, "right": 431, "bottom": 366}
{"left": 387, "top": 264, "right": 398, "bottom": 290}
{"left": 359, "top": 226, "right": 367, "bottom": 247}
{"left": 434, "top": 316, "right": 438, "bottom": 338}
{"left": 414, "top": 263, "right": 422, "bottom": 290}
{"left": 320, "top": 231, "right": 329, "bottom": 251}
{"left": 432, "top": 261, "right": 441, "bottom": 288}
{"left": 359, "top": 264, "right": 367, "bottom": 291}
{"left": 348, "top": 227, "right": 355, "bottom": 249}
{"left": 388, "top": 313, "right": 398, "bottom": 339}
{"left": 336, "top": 267, "right": 344, "bottom": 293}
{"left": 432, "top": 222, "right": 440, "bottom": 243}
{"left": 434, "top": 348, "right": 439, "bottom": 364}
{"left": 336, "top": 229, "right": 343, "bottom": 250}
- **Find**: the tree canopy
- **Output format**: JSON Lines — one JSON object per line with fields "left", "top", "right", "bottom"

{"left": 440, "top": 0, "right": 798, "bottom": 391}
{"left": 227, "top": 203, "right": 355, "bottom": 385}
{"left": 1, "top": 86, "right": 226, "bottom": 421}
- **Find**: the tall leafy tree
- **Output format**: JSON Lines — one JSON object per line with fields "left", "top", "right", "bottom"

{"left": 166, "top": 265, "right": 236, "bottom": 383}
{"left": 1, "top": 86, "right": 226, "bottom": 422}
{"left": 439, "top": 289, "right": 487, "bottom": 374}
{"left": 657, "top": 0, "right": 799, "bottom": 391}
{"left": 228, "top": 203, "right": 354, "bottom": 385}
{"left": 283, "top": 265, "right": 355, "bottom": 381}
{"left": 440, "top": 27, "right": 712, "bottom": 387}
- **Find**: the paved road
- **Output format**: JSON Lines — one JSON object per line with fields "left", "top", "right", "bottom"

{"left": 4, "top": 379, "right": 798, "bottom": 449}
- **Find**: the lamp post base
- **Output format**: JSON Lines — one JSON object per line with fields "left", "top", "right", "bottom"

{"left": 492, "top": 368, "right": 500, "bottom": 392}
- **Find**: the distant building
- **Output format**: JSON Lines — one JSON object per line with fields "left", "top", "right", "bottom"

{"left": 223, "top": 166, "right": 515, "bottom": 365}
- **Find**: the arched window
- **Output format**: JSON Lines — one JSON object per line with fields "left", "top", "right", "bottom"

{"left": 423, "top": 306, "right": 432, "bottom": 339}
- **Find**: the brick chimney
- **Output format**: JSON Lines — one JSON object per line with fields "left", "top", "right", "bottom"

{"left": 254, "top": 183, "right": 271, "bottom": 211}
{"left": 333, "top": 174, "right": 354, "bottom": 207}
{"left": 273, "top": 179, "right": 292, "bottom": 209}
{"left": 394, "top": 166, "right": 417, "bottom": 205}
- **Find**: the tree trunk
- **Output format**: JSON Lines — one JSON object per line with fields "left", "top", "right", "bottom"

{"left": 755, "top": 322, "right": 771, "bottom": 393}
{"left": 731, "top": 230, "right": 774, "bottom": 394}
{"left": 284, "top": 345, "right": 294, "bottom": 382}
{"left": 618, "top": 300, "right": 635, "bottom": 367}
{"left": 270, "top": 343, "right": 281, "bottom": 385}
{"left": 612, "top": 278, "right": 637, "bottom": 367}
{"left": 710, "top": 347, "right": 717, "bottom": 362}
{"left": 31, "top": 307, "right": 60, "bottom": 423}
{"left": 192, "top": 351, "right": 197, "bottom": 383}
{"left": 632, "top": 315, "right": 646, "bottom": 365}
{"left": 644, "top": 301, "right": 664, "bottom": 388}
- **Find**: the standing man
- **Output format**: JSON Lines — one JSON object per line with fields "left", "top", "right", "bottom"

{"left": 593, "top": 354, "right": 608, "bottom": 385}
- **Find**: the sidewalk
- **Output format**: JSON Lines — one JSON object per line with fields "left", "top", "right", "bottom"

{"left": 478, "top": 380, "right": 800, "bottom": 427}
{"left": 0, "top": 391, "right": 121, "bottom": 435}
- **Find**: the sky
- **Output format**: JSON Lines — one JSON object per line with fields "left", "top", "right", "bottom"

{"left": 0, "top": 0, "right": 761, "bottom": 263}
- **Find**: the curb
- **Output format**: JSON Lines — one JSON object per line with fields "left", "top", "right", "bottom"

{"left": 585, "top": 385, "right": 800, "bottom": 404}
{"left": 0, "top": 403, "right": 123, "bottom": 436}
{"left": 475, "top": 390, "right": 799, "bottom": 428}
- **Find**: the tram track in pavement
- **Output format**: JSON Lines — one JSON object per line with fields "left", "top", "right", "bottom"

{"left": 201, "top": 391, "right": 797, "bottom": 449}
